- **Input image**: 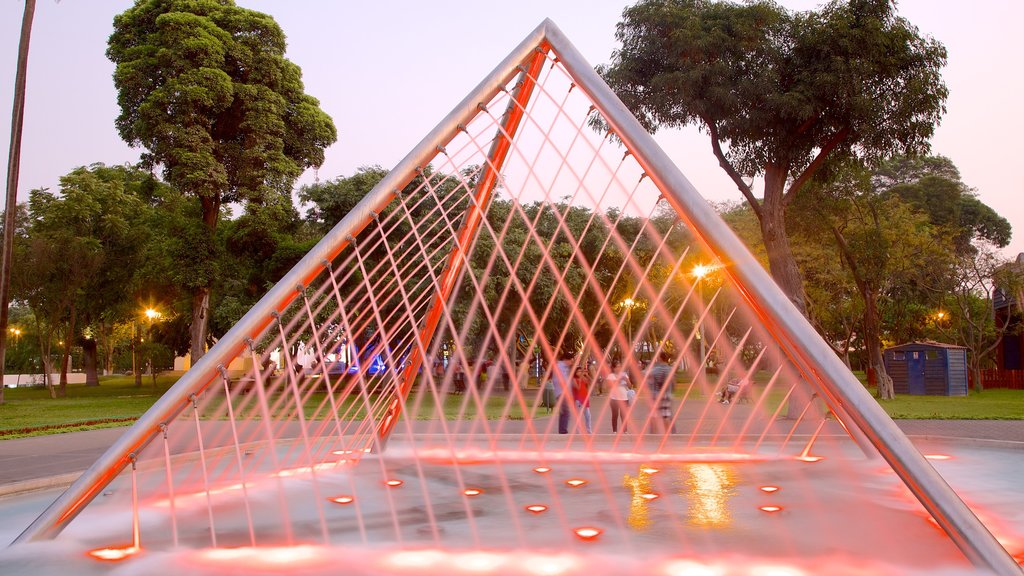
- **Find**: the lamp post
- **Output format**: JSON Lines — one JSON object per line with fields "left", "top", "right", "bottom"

{"left": 7, "top": 327, "right": 20, "bottom": 387}
{"left": 691, "top": 264, "right": 711, "bottom": 382}
{"left": 144, "top": 308, "right": 161, "bottom": 386}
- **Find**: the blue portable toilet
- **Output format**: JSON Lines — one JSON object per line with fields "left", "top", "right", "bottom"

{"left": 883, "top": 341, "right": 969, "bottom": 396}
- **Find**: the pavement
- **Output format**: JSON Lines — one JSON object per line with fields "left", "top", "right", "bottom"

{"left": 2, "top": 394, "right": 1022, "bottom": 498}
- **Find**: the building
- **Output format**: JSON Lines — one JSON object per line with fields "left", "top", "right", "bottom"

{"left": 883, "top": 341, "right": 969, "bottom": 396}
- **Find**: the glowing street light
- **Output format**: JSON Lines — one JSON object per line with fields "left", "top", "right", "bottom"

{"left": 691, "top": 264, "right": 713, "bottom": 381}
{"left": 134, "top": 307, "right": 163, "bottom": 387}
{"left": 619, "top": 298, "right": 638, "bottom": 356}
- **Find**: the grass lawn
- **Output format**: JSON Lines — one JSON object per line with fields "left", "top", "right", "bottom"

{"left": 1, "top": 371, "right": 1020, "bottom": 439}
{"left": 0, "top": 374, "right": 529, "bottom": 439}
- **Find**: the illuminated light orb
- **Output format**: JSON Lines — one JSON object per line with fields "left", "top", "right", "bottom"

{"left": 925, "top": 454, "right": 952, "bottom": 461}
{"left": 88, "top": 546, "right": 141, "bottom": 561}
{"left": 795, "top": 456, "right": 823, "bottom": 463}
{"left": 385, "top": 479, "right": 404, "bottom": 487}
{"left": 463, "top": 488, "right": 483, "bottom": 496}
{"left": 749, "top": 564, "right": 805, "bottom": 576}
{"left": 388, "top": 550, "right": 445, "bottom": 568}
{"left": 759, "top": 486, "right": 780, "bottom": 493}
{"left": 196, "top": 545, "right": 331, "bottom": 569}
{"left": 662, "top": 559, "right": 721, "bottom": 576}
{"left": 533, "top": 466, "right": 552, "bottom": 473}
{"left": 640, "top": 493, "right": 660, "bottom": 501}
{"left": 565, "top": 479, "right": 587, "bottom": 488}
{"left": 523, "top": 554, "right": 578, "bottom": 575}
{"left": 525, "top": 504, "right": 549, "bottom": 514}
{"left": 573, "top": 527, "right": 602, "bottom": 541}
{"left": 328, "top": 496, "right": 354, "bottom": 504}
{"left": 640, "top": 467, "right": 660, "bottom": 474}
{"left": 760, "top": 505, "right": 783, "bottom": 513}
{"left": 456, "top": 551, "right": 505, "bottom": 572}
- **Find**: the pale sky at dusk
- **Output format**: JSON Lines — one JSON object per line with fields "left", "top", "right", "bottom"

{"left": 2, "top": 0, "right": 1022, "bottom": 258}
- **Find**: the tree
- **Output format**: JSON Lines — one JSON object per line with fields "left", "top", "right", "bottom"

{"left": 938, "top": 243, "right": 1023, "bottom": 392}
{"left": 877, "top": 156, "right": 1011, "bottom": 254}
{"left": 107, "top": 0, "right": 337, "bottom": 362}
{"left": 795, "top": 163, "right": 950, "bottom": 399}
{"left": 1, "top": 0, "right": 37, "bottom": 405}
{"left": 599, "top": 0, "right": 947, "bottom": 317}
{"left": 13, "top": 165, "right": 153, "bottom": 394}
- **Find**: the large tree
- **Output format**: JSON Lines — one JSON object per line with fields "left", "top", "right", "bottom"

{"left": 599, "top": 0, "right": 947, "bottom": 318}
{"left": 796, "top": 164, "right": 951, "bottom": 399}
{"left": 107, "top": 0, "right": 337, "bottom": 361}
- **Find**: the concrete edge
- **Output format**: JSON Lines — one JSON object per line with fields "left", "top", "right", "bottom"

{"left": 0, "top": 472, "right": 80, "bottom": 500}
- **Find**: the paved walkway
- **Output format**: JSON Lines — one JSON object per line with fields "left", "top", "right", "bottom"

{"left": 2, "top": 408, "right": 1022, "bottom": 498}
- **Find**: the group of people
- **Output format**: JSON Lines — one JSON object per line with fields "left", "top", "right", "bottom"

{"left": 549, "top": 350, "right": 676, "bottom": 435}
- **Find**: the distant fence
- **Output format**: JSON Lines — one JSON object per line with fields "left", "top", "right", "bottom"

{"left": 979, "top": 369, "right": 1024, "bottom": 390}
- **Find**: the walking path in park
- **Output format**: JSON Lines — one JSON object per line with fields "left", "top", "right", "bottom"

{"left": 1, "top": 391, "right": 1022, "bottom": 497}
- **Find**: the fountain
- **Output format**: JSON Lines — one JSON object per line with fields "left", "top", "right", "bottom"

{"left": 1, "top": 20, "right": 1020, "bottom": 575}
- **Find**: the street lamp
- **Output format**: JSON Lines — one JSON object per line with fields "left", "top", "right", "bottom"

{"left": 7, "top": 327, "right": 21, "bottom": 385}
{"left": 691, "top": 264, "right": 712, "bottom": 381}
{"left": 619, "top": 297, "right": 638, "bottom": 359}
{"left": 144, "top": 308, "right": 162, "bottom": 385}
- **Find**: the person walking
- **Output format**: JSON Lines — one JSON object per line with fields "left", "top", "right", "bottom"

{"left": 605, "top": 358, "right": 631, "bottom": 433}
{"left": 550, "top": 350, "right": 574, "bottom": 434}
{"left": 572, "top": 366, "right": 593, "bottom": 434}
{"left": 647, "top": 351, "right": 676, "bottom": 434}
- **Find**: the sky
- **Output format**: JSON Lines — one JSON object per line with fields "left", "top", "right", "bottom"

{"left": 1, "top": 0, "right": 1022, "bottom": 259}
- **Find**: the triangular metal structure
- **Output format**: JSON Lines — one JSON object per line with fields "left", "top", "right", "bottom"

{"left": 12, "top": 19, "right": 1018, "bottom": 574}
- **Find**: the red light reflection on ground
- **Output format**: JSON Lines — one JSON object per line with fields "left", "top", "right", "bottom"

{"left": 463, "top": 488, "right": 483, "bottom": 496}
{"left": 87, "top": 546, "right": 140, "bottom": 561}
{"left": 328, "top": 496, "right": 354, "bottom": 504}
{"left": 385, "top": 479, "right": 404, "bottom": 487}
{"left": 795, "top": 456, "right": 823, "bottom": 463}
{"left": 640, "top": 493, "right": 660, "bottom": 501}
{"left": 760, "top": 486, "right": 780, "bottom": 493}
{"left": 565, "top": 479, "right": 587, "bottom": 487}
{"left": 573, "top": 527, "right": 601, "bottom": 540}
{"left": 533, "top": 466, "right": 552, "bottom": 473}
{"left": 760, "top": 506, "right": 783, "bottom": 513}
{"left": 925, "top": 454, "right": 952, "bottom": 461}
{"left": 525, "top": 504, "right": 548, "bottom": 514}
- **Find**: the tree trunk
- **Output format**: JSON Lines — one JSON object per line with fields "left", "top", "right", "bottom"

{"left": 58, "top": 303, "right": 76, "bottom": 397}
{"left": 0, "top": 0, "right": 37, "bottom": 406}
{"left": 862, "top": 285, "right": 894, "bottom": 399}
{"left": 760, "top": 165, "right": 815, "bottom": 418}
{"left": 96, "top": 318, "right": 114, "bottom": 375}
{"left": 82, "top": 336, "right": 99, "bottom": 386}
{"left": 190, "top": 286, "right": 210, "bottom": 362}
{"left": 38, "top": 337, "right": 54, "bottom": 399}
{"left": 760, "top": 166, "right": 809, "bottom": 316}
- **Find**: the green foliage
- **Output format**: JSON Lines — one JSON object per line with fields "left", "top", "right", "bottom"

{"left": 600, "top": 0, "right": 949, "bottom": 322}
{"left": 600, "top": 0, "right": 947, "bottom": 177}
{"left": 107, "top": 0, "right": 337, "bottom": 205}
{"left": 877, "top": 156, "right": 1011, "bottom": 252}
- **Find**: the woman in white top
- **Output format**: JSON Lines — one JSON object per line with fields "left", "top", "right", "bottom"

{"left": 605, "top": 358, "right": 632, "bottom": 433}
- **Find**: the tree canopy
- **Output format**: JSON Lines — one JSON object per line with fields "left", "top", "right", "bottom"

{"left": 599, "top": 0, "right": 948, "bottom": 317}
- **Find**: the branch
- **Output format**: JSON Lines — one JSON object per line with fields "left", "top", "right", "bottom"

{"left": 784, "top": 126, "right": 851, "bottom": 205}
{"left": 705, "top": 118, "right": 762, "bottom": 221}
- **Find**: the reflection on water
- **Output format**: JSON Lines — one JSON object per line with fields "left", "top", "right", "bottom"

{"left": 683, "top": 464, "right": 737, "bottom": 528}
{"left": 624, "top": 463, "right": 739, "bottom": 531}
{"left": 623, "top": 468, "right": 656, "bottom": 531}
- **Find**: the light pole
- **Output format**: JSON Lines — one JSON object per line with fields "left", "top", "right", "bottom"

{"left": 691, "top": 264, "right": 711, "bottom": 382}
{"left": 7, "top": 327, "right": 20, "bottom": 387}
{"left": 618, "top": 297, "right": 639, "bottom": 362}
{"left": 144, "top": 308, "right": 161, "bottom": 386}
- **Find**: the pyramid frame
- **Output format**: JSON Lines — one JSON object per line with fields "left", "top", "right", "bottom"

{"left": 14, "top": 19, "right": 1018, "bottom": 574}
